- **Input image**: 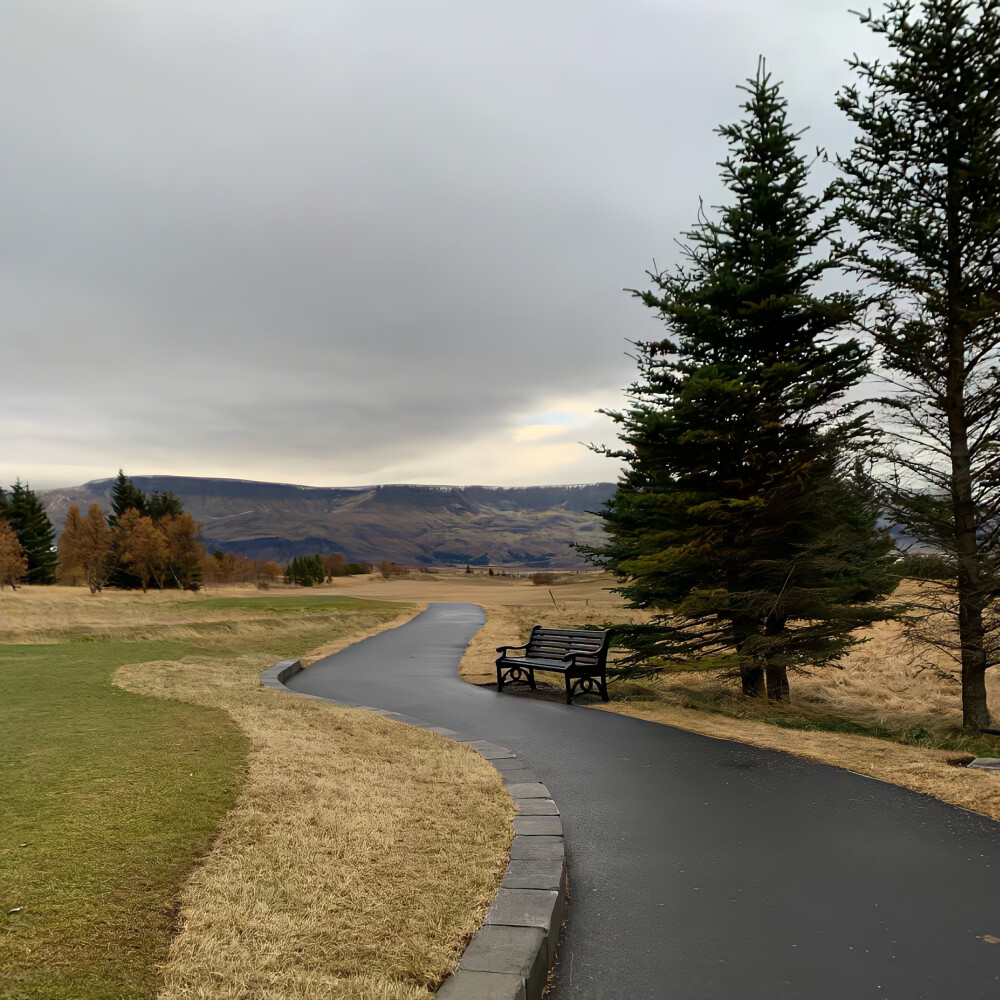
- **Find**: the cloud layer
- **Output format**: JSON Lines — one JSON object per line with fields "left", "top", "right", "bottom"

{"left": 2, "top": 0, "right": 883, "bottom": 489}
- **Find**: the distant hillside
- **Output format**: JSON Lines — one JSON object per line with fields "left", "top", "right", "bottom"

{"left": 39, "top": 477, "right": 616, "bottom": 569}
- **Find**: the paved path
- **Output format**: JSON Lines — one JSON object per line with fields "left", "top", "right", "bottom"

{"left": 287, "top": 603, "right": 1000, "bottom": 999}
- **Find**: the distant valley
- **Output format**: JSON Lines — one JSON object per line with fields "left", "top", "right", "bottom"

{"left": 40, "top": 477, "right": 616, "bottom": 569}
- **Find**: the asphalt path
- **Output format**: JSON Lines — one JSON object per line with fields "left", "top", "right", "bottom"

{"left": 286, "top": 603, "right": 1000, "bottom": 999}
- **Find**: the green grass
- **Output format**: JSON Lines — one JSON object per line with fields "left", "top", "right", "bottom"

{"left": 0, "top": 595, "right": 408, "bottom": 999}
{"left": 0, "top": 641, "right": 248, "bottom": 1000}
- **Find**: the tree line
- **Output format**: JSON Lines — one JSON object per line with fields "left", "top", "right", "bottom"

{"left": 59, "top": 471, "right": 204, "bottom": 592}
{"left": 585, "top": 1, "right": 1000, "bottom": 729}
{"left": 0, "top": 470, "right": 385, "bottom": 592}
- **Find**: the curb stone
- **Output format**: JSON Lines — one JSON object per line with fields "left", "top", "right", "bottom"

{"left": 261, "top": 659, "right": 566, "bottom": 1000}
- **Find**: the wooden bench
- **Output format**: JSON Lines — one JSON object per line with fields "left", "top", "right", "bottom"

{"left": 495, "top": 626, "right": 612, "bottom": 704}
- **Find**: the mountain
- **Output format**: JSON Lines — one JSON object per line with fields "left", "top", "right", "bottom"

{"left": 39, "top": 476, "right": 616, "bottom": 569}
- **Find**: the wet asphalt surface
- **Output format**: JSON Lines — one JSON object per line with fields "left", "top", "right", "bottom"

{"left": 286, "top": 603, "right": 1000, "bottom": 999}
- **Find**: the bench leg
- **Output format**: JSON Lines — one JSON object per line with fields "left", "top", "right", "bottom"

{"left": 496, "top": 661, "right": 504, "bottom": 693}
{"left": 565, "top": 674, "right": 573, "bottom": 705}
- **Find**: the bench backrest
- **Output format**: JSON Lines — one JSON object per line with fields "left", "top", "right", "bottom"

{"left": 525, "top": 626, "right": 611, "bottom": 666}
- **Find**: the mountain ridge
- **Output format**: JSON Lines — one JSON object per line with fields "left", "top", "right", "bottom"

{"left": 39, "top": 476, "right": 616, "bottom": 569}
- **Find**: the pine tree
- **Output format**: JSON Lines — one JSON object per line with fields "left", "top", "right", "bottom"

{"left": 6, "top": 480, "right": 58, "bottom": 585}
{"left": 835, "top": 0, "right": 1000, "bottom": 729}
{"left": 147, "top": 491, "right": 184, "bottom": 522}
{"left": 108, "top": 470, "right": 148, "bottom": 589}
{"left": 585, "top": 62, "right": 897, "bottom": 699}
{"left": 108, "top": 470, "right": 147, "bottom": 526}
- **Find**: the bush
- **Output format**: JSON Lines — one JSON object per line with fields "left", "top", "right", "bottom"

{"left": 530, "top": 572, "right": 557, "bottom": 586}
{"left": 378, "top": 560, "right": 409, "bottom": 579}
{"left": 285, "top": 555, "right": 325, "bottom": 587}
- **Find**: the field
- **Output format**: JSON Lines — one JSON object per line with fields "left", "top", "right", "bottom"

{"left": 4, "top": 571, "right": 1000, "bottom": 999}
{"left": 0, "top": 587, "right": 514, "bottom": 1000}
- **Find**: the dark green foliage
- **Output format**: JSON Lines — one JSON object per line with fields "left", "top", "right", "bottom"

{"left": 585, "top": 63, "right": 898, "bottom": 699}
{"left": 108, "top": 469, "right": 147, "bottom": 527}
{"left": 835, "top": 0, "right": 1000, "bottom": 728}
{"left": 284, "top": 554, "right": 325, "bottom": 587}
{"left": 147, "top": 491, "right": 184, "bottom": 522}
{"left": 0, "top": 486, "right": 8, "bottom": 523}
{"left": 5, "top": 480, "right": 58, "bottom": 585}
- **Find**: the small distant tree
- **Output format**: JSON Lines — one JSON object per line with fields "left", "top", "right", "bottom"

{"left": 322, "top": 552, "right": 347, "bottom": 579}
{"left": 108, "top": 469, "right": 147, "bottom": 526}
{"left": 0, "top": 522, "right": 28, "bottom": 590}
{"left": 59, "top": 503, "right": 113, "bottom": 593}
{"left": 378, "top": 560, "right": 408, "bottom": 579}
{"left": 284, "top": 555, "right": 325, "bottom": 586}
{"left": 158, "top": 513, "right": 204, "bottom": 590}
{"left": 6, "top": 480, "right": 57, "bottom": 585}
{"left": 116, "top": 509, "right": 166, "bottom": 592}
{"left": 108, "top": 471, "right": 148, "bottom": 588}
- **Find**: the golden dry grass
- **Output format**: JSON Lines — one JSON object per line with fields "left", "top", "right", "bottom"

{"left": 1, "top": 585, "right": 515, "bottom": 1000}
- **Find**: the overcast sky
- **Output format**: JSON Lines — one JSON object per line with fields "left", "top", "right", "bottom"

{"left": 2, "top": 1, "right": 886, "bottom": 490}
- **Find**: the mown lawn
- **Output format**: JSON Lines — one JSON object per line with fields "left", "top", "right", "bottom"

{"left": 0, "top": 640, "right": 248, "bottom": 1000}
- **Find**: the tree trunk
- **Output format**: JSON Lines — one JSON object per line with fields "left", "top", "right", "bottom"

{"left": 766, "top": 663, "right": 790, "bottom": 702}
{"left": 741, "top": 662, "right": 765, "bottom": 698}
{"left": 943, "top": 137, "right": 993, "bottom": 730}
{"left": 763, "top": 612, "right": 790, "bottom": 701}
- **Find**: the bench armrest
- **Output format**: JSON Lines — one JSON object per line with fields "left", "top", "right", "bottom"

{"left": 496, "top": 643, "right": 529, "bottom": 655}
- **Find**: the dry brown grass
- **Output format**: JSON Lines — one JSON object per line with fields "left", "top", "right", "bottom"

{"left": 1, "top": 585, "right": 515, "bottom": 1000}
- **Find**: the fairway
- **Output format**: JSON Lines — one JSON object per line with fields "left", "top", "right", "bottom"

{"left": 0, "top": 640, "right": 248, "bottom": 1000}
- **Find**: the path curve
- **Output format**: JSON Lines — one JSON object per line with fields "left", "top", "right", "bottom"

{"left": 287, "top": 603, "right": 1000, "bottom": 999}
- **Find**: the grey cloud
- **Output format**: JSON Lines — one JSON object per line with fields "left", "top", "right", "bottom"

{"left": 2, "top": 0, "right": 879, "bottom": 488}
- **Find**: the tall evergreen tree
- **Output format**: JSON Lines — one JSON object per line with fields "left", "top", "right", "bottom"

{"left": 6, "top": 480, "right": 58, "bottom": 584}
{"left": 108, "top": 469, "right": 147, "bottom": 528}
{"left": 585, "top": 63, "right": 897, "bottom": 699}
{"left": 108, "top": 470, "right": 148, "bottom": 589}
{"left": 835, "top": 0, "right": 1000, "bottom": 729}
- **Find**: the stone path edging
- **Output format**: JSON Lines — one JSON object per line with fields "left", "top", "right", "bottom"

{"left": 260, "top": 658, "right": 566, "bottom": 1000}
